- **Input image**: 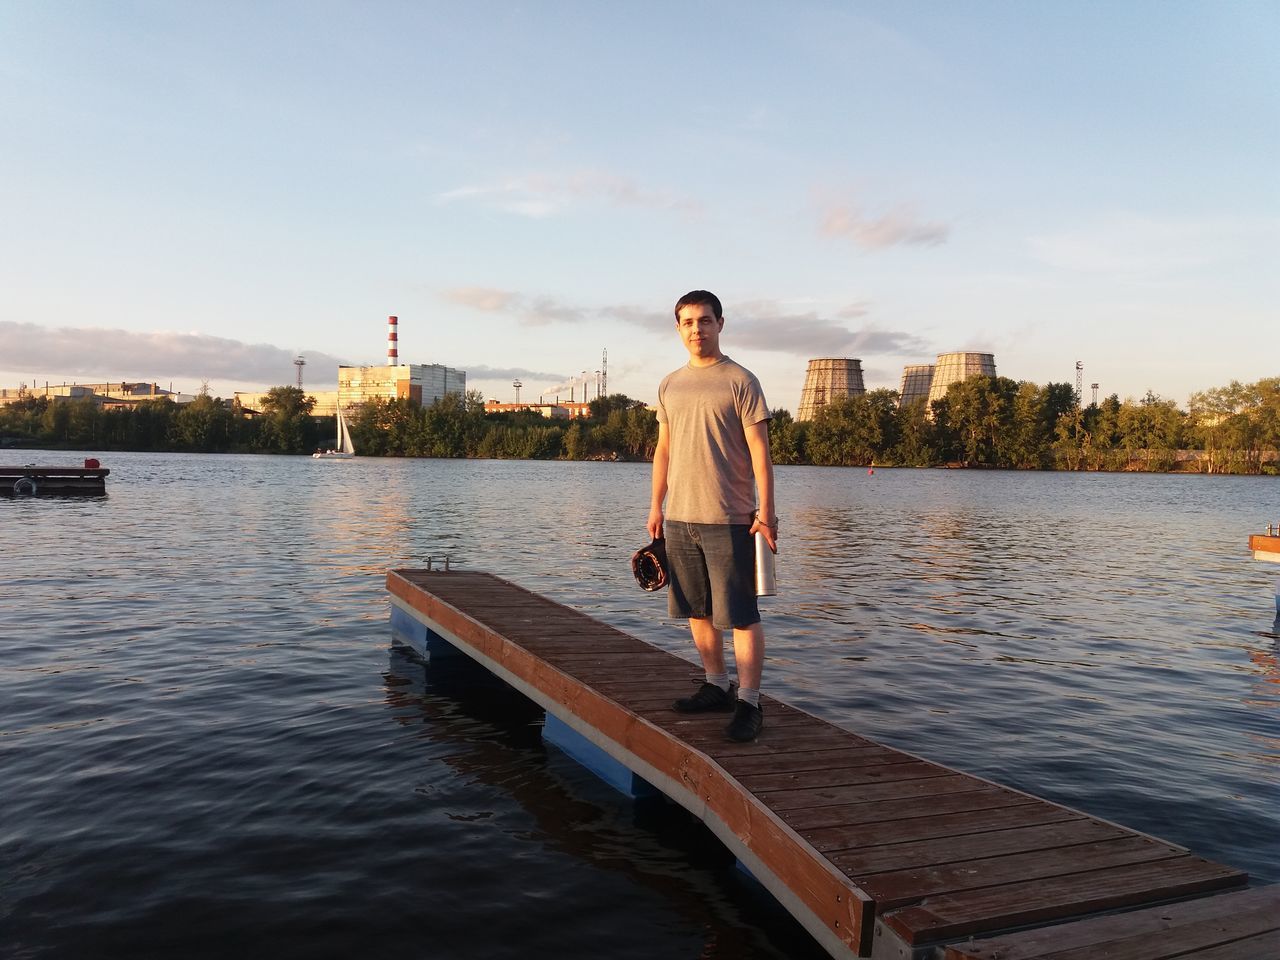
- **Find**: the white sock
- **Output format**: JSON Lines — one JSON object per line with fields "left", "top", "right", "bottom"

{"left": 706, "top": 672, "right": 730, "bottom": 692}
{"left": 738, "top": 687, "right": 760, "bottom": 707}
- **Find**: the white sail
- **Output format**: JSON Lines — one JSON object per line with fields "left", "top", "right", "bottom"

{"left": 315, "top": 406, "right": 357, "bottom": 458}
{"left": 337, "top": 406, "right": 356, "bottom": 455}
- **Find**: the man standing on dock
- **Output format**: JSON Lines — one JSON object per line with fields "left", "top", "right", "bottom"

{"left": 648, "top": 290, "right": 778, "bottom": 742}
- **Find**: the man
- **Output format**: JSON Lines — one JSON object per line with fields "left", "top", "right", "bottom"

{"left": 648, "top": 290, "right": 778, "bottom": 742}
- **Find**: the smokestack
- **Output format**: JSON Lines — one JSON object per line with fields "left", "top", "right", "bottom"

{"left": 387, "top": 315, "right": 399, "bottom": 366}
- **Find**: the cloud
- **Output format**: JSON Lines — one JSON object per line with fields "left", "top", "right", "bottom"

{"left": 463, "top": 364, "right": 569, "bottom": 382}
{"left": 442, "top": 289, "right": 925, "bottom": 359}
{"left": 730, "top": 300, "right": 927, "bottom": 358}
{"left": 818, "top": 198, "right": 949, "bottom": 250}
{"left": 442, "top": 287, "right": 598, "bottom": 327}
{"left": 0, "top": 321, "right": 348, "bottom": 385}
{"left": 435, "top": 170, "right": 701, "bottom": 219}
{"left": 442, "top": 287, "right": 521, "bottom": 312}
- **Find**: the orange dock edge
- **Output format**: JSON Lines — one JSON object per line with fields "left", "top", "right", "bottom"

{"left": 1249, "top": 533, "right": 1280, "bottom": 561}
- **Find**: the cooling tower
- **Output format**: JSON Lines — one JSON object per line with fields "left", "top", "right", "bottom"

{"left": 926, "top": 352, "right": 997, "bottom": 406}
{"left": 898, "top": 364, "right": 935, "bottom": 407}
{"left": 796, "top": 358, "right": 865, "bottom": 422}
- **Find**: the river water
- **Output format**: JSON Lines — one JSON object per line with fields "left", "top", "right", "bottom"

{"left": 2, "top": 452, "right": 1277, "bottom": 959}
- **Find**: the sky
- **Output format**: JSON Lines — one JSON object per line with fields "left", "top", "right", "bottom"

{"left": 1, "top": 0, "right": 1277, "bottom": 410}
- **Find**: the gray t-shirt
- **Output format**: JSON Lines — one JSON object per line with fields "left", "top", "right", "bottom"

{"left": 656, "top": 356, "right": 770, "bottom": 524}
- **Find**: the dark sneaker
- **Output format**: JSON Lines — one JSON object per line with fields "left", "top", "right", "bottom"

{"left": 726, "top": 700, "right": 764, "bottom": 742}
{"left": 673, "top": 682, "right": 736, "bottom": 713}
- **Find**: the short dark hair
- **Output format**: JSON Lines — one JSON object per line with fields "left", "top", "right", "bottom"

{"left": 674, "top": 289, "right": 722, "bottom": 320}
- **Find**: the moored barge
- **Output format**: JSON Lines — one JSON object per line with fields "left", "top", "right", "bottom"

{"left": 1, "top": 462, "right": 109, "bottom": 495}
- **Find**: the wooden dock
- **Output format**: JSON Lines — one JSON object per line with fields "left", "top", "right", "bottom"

{"left": 1, "top": 464, "right": 109, "bottom": 495}
{"left": 387, "top": 569, "right": 1278, "bottom": 960}
{"left": 1249, "top": 533, "right": 1280, "bottom": 563}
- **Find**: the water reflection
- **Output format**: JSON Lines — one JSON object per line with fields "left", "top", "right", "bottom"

{"left": 380, "top": 645, "right": 827, "bottom": 960}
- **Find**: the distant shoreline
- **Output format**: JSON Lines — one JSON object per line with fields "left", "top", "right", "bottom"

{"left": 4, "top": 440, "right": 1276, "bottom": 477}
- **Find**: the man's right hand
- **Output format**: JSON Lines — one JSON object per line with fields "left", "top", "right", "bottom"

{"left": 647, "top": 506, "right": 664, "bottom": 541}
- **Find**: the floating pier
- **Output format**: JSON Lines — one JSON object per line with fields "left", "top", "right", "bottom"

{"left": 1, "top": 464, "right": 109, "bottom": 495}
{"left": 1248, "top": 528, "right": 1280, "bottom": 614}
{"left": 387, "top": 569, "right": 1277, "bottom": 960}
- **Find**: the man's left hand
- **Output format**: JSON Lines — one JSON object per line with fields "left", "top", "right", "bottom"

{"left": 750, "top": 515, "right": 778, "bottom": 553}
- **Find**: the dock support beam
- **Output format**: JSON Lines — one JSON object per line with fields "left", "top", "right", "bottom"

{"left": 542, "top": 714, "right": 657, "bottom": 799}
{"left": 390, "top": 603, "right": 461, "bottom": 659}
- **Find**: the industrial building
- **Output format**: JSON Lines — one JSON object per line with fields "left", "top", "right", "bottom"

{"left": 483, "top": 400, "right": 591, "bottom": 419}
{"left": 926, "top": 352, "right": 997, "bottom": 406}
{"left": 893, "top": 352, "right": 998, "bottom": 414}
{"left": 337, "top": 363, "right": 464, "bottom": 408}
{"left": 796, "top": 358, "right": 865, "bottom": 421}
{"left": 336, "top": 316, "right": 466, "bottom": 409}
{"left": 897, "top": 365, "right": 935, "bottom": 407}
{"left": 234, "top": 390, "right": 340, "bottom": 417}
{"left": 0, "top": 381, "right": 194, "bottom": 409}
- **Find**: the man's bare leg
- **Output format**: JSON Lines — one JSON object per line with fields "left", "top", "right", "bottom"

{"left": 689, "top": 616, "right": 726, "bottom": 675}
{"left": 732, "top": 622, "right": 764, "bottom": 692}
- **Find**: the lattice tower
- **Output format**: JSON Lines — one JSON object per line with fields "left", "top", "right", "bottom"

{"left": 796, "top": 358, "right": 865, "bottom": 421}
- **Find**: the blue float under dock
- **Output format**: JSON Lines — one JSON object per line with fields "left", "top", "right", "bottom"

{"left": 387, "top": 568, "right": 1278, "bottom": 960}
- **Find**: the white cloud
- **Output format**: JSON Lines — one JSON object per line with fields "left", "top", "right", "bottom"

{"left": 819, "top": 201, "right": 950, "bottom": 250}
{"left": 435, "top": 170, "right": 701, "bottom": 218}
{"left": 0, "top": 322, "right": 348, "bottom": 385}
{"left": 464, "top": 364, "right": 568, "bottom": 381}
{"left": 441, "top": 289, "right": 926, "bottom": 359}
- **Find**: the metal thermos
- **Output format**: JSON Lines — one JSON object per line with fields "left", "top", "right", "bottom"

{"left": 754, "top": 531, "right": 776, "bottom": 596}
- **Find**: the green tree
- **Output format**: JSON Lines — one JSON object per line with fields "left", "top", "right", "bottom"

{"left": 41, "top": 399, "right": 72, "bottom": 442}
{"left": 934, "top": 376, "right": 1019, "bottom": 467}
{"left": 1117, "top": 391, "right": 1185, "bottom": 471}
{"left": 806, "top": 392, "right": 895, "bottom": 466}
{"left": 259, "top": 386, "right": 317, "bottom": 453}
{"left": 174, "top": 394, "right": 233, "bottom": 452}
{"left": 768, "top": 409, "right": 807, "bottom": 465}
{"left": 563, "top": 421, "right": 588, "bottom": 460}
{"left": 890, "top": 399, "right": 936, "bottom": 466}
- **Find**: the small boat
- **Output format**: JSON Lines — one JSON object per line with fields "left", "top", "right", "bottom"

{"left": 313, "top": 406, "right": 356, "bottom": 459}
{"left": 2, "top": 460, "right": 109, "bottom": 495}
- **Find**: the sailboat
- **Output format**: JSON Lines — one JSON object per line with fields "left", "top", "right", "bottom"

{"left": 313, "top": 405, "right": 356, "bottom": 459}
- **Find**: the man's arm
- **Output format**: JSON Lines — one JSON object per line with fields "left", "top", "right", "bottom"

{"left": 647, "top": 421, "right": 670, "bottom": 540}
{"left": 744, "top": 420, "right": 777, "bottom": 552}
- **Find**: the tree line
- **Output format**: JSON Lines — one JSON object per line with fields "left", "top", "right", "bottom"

{"left": 770, "top": 376, "right": 1280, "bottom": 474}
{"left": 3, "top": 377, "right": 1277, "bottom": 475}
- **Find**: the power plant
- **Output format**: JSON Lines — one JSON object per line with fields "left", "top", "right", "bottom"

{"left": 925, "top": 352, "right": 997, "bottom": 406}
{"left": 337, "top": 315, "right": 466, "bottom": 408}
{"left": 235, "top": 314, "right": 466, "bottom": 416}
{"left": 796, "top": 358, "right": 865, "bottom": 421}
{"left": 897, "top": 364, "right": 935, "bottom": 407}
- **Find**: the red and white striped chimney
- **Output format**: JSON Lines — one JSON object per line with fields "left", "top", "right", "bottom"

{"left": 387, "top": 315, "right": 398, "bottom": 366}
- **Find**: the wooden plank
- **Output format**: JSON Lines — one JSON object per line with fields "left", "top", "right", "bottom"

{"left": 760, "top": 773, "right": 998, "bottom": 812}
{"left": 718, "top": 745, "right": 904, "bottom": 777}
{"left": 808, "top": 804, "right": 1084, "bottom": 856}
{"left": 737, "top": 759, "right": 956, "bottom": 795}
{"left": 832, "top": 820, "right": 1131, "bottom": 877}
{"left": 858, "top": 836, "right": 1184, "bottom": 909}
{"left": 943, "top": 885, "right": 1280, "bottom": 960}
{"left": 882, "top": 856, "right": 1248, "bottom": 945}
{"left": 779, "top": 785, "right": 1037, "bottom": 832}
{"left": 703, "top": 729, "right": 882, "bottom": 758}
